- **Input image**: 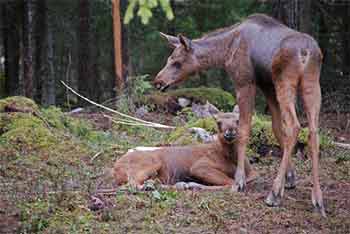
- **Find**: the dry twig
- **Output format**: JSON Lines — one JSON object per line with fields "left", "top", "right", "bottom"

{"left": 61, "top": 81, "right": 175, "bottom": 129}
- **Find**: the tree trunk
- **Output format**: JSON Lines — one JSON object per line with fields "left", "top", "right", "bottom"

{"left": 112, "top": 0, "right": 124, "bottom": 93}
{"left": 35, "top": 0, "right": 45, "bottom": 102}
{"left": 343, "top": 4, "right": 350, "bottom": 76}
{"left": 299, "top": 0, "right": 312, "bottom": 34}
{"left": 91, "top": 24, "right": 100, "bottom": 102}
{"left": 40, "top": 0, "right": 55, "bottom": 106}
{"left": 78, "top": 0, "right": 91, "bottom": 104}
{"left": 272, "top": 0, "right": 299, "bottom": 30}
{"left": 2, "top": 2, "right": 21, "bottom": 96}
{"left": 23, "top": 0, "right": 36, "bottom": 98}
{"left": 121, "top": 0, "right": 129, "bottom": 85}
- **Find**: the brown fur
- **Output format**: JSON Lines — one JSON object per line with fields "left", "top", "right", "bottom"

{"left": 113, "top": 113, "right": 257, "bottom": 189}
{"left": 153, "top": 14, "right": 325, "bottom": 216}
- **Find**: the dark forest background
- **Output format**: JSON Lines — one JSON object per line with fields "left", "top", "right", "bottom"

{"left": 0, "top": 0, "right": 349, "bottom": 112}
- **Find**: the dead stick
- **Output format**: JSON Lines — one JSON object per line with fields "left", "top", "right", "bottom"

{"left": 61, "top": 81, "right": 175, "bottom": 129}
{"left": 333, "top": 141, "right": 350, "bottom": 149}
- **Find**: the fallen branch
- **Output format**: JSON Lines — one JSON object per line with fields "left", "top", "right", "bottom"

{"left": 333, "top": 141, "right": 350, "bottom": 150}
{"left": 61, "top": 81, "right": 175, "bottom": 129}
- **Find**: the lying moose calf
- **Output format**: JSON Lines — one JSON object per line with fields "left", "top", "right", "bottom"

{"left": 113, "top": 113, "right": 257, "bottom": 190}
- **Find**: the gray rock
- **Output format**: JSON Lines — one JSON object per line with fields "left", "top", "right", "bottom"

{"left": 178, "top": 97, "right": 191, "bottom": 107}
{"left": 191, "top": 101, "right": 220, "bottom": 118}
{"left": 189, "top": 127, "right": 214, "bottom": 143}
{"left": 135, "top": 106, "right": 148, "bottom": 118}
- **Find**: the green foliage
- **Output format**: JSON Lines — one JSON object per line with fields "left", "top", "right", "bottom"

{"left": 125, "top": 0, "right": 174, "bottom": 24}
{"left": 127, "top": 75, "right": 154, "bottom": 101}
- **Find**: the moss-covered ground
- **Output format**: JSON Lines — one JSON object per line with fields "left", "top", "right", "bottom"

{"left": 0, "top": 96, "right": 349, "bottom": 234}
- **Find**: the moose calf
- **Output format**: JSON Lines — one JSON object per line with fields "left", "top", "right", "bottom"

{"left": 113, "top": 113, "right": 257, "bottom": 190}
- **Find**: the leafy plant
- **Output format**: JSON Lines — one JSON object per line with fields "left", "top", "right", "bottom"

{"left": 124, "top": 0, "right": 174, "bottom": 24}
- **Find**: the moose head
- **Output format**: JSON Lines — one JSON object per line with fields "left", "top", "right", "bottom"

{"left": 153, "top": 33, "right": 201, "bottom": 91}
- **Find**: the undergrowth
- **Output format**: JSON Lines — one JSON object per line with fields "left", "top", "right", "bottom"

{"left": 0, "top": 96, "right": 345, "bottom": 234}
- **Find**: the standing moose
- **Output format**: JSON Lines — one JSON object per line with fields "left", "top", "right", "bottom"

{"left": 153, "top": 14, "right": 325, "bottom": 217}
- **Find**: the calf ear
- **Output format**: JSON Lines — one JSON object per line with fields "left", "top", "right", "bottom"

{"left": 233, "top": 105, "right": 240, "bottom": 125}
{"left": 160, "top": 32, "right": 179, "bottom": 48}
{"left": 178, "top": 34, "right": 192, "bottom": 52}
{"left": 233, "top": 105, "right": 240, "bottom": 118}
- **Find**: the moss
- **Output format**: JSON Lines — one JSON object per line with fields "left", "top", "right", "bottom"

{"left": 0, "top": 113, "right": 57, "bottom": 151}
{"left": 145, "top": 87, "right": 235, "bottom": 112}
{"left": 0, "top": 96, "right": 39, "bottom": 113}
{"left": 167, "top": 114, "right": 333, "bottom": 152}
{"left": 249, "top": 114, "right": 278, "bottom": 153}
{"left": 167, "top": 117, "right": 217, "bottom": 145}
{"left": 249, "top": 114, "right": 334, "bottom": 155}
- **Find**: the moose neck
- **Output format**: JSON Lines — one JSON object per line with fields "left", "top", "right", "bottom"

{"left": 217, "top": 140, "right": 237, "bottom": 162}
{"left": 194, "top": 30, "right": 238, "bottom": 70}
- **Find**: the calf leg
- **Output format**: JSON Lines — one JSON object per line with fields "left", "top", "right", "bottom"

{"left": 115, "top": 160, "right": 162, "bottom": 189}
{"left": 265, "top": 70, "right": 300, "bottom": 207}
{"left": 189, "top": 160, "right": 234, "bottom": 186}
{"left": 263, "top": 87, "right": 296, "bottom": 189}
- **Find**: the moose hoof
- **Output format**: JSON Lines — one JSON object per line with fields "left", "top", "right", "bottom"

{"left": 233, "top": 170, "right": 246, "bottom": 192}
{"left": 313, "top": 202, "right": 327, "bottom": 218}
{"left": 265, "top": 190, "right": 282, "bottom": 207}
{"left": 312, "top": 198, "right": 327, "bottom": 218}
{"left": 312, "top": 188, "right": 327, "bottom": 218}
{"left": 285, "top": 170, "right": 296, "bottom": 189}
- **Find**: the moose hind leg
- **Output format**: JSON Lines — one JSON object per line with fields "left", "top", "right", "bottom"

{"left": 301, "top": 73, "right": 326, "bottom": 217}
{"left": 265, "top": 71, "right": 300, "bottom": 207}
{"left": 262, "top": 87, "right": 297, "bottom": 189}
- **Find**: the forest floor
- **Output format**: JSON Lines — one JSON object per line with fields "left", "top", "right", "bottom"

{"left": 0, "top": 96, "right": 349, "bottom": 234}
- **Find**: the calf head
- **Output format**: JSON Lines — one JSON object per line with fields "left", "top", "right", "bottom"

{"left": 214, "top": 112, "right": 239, "bottom": 145}
{"left": 153, "top": 33, "right": 200, "bottom": 91}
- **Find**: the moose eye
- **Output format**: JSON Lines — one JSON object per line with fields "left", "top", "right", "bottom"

{"left": 173, "top": 62, "right": 182, "bottom": 69}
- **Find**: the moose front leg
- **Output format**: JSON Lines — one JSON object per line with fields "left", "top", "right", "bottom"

{"left": 233, "top": 83, "right": 256, "bottom": 192}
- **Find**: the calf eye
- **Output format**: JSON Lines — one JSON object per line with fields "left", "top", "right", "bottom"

{"left": 173, "top": 62, "right": 182, "bottom": 69}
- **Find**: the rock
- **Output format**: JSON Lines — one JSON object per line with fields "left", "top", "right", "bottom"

{"left": 135, "top": 106, "right": 148, "bottom": 118}
{"left": 89, "top": 195, "right": 105, "bottom": 211}
{"left": 69, "top": 107, "right": 84, "bottom": 114}
{"left": 178, "top": 97, "right": 191, "bottom": 107}
{"left": 191, "top": 101, "right": 220, "bottom": 118}
{"left": 189, "top": 127, "right": 214, "bottom": 143}
{"left": 240, "top": 227, "right": 248, "bottom": 234}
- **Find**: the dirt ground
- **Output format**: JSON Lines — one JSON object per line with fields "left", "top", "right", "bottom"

{"left": 0, "top": 110, "right": 349, "bottom": 234}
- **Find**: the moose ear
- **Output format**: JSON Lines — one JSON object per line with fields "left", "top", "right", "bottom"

{"left": 178, "top": 34, "right": 192, "bottom": 52}
{"left": 159, "top": 32, "right": 179, "bottom": 49}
